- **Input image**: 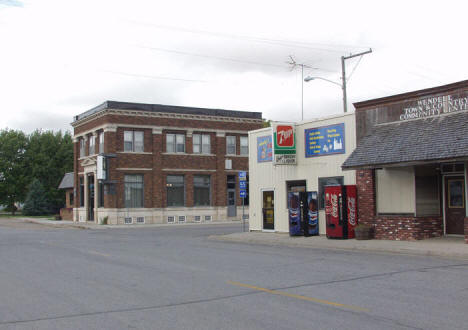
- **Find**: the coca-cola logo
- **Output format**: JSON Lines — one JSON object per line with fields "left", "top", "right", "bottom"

{"left": 348, "top": 197, "right": 356, "bottom": 226}
{"left": 331, "top": 194, "right": 338, "bottom": 218}
{"left": 276, "top": 125, "right": 294, "bottom": 147}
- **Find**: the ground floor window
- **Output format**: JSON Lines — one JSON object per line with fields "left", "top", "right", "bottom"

{"left": 286, "top": 180, "right": 306, "bottom": 207}
{"left": 98, "top": 181, "right": 104, "bottom": 208}
{"left": 79, "top": 177, "right": 84, "bottom": 207}
{"left": 124, "top": 174, "right": 144, "bottom": 208}
{"left": 194, "top": 175, "right": 210, "bottom": 206}
{"left": 318, "top": 176, "right": 343, "bottom": 209}
{"left": 167, "top": 175, "right": 185, "bottom": 206}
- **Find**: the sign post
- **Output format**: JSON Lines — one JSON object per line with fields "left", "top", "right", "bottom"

{"left": 239, "top": 171, "right": 247, "bottom": 232}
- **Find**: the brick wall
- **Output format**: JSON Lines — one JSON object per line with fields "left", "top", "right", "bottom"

{"left": 465, "top": 217, "right": 468, "bottom": 244}
{"left": 356, "top": 169, "right": 443, "bottom": 240}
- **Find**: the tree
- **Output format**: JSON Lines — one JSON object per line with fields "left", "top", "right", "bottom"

{"left": 24, "top": 130, "right": 73, "bottom": 213}
{"left": 262, "top": 119, "right": 271, "bottom": 128}
{"left": 22, "top": 179, "right": 49, "bottom": 216}
{"left": 0, "top": 129, "right": 28, "bottom": 214}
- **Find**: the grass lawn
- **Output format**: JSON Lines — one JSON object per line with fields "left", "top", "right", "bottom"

{"left": 0, "top": 213, "right": 55, "bottom": 219}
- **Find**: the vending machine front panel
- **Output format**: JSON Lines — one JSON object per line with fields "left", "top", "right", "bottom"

{"left": 288, "top": 192, "right": 302, "bottom": 236}
{"left": 325, "top": 185, "right": 344, "bottom": 238}
{"left": 306, "top": 191, "right": 319, "bottom": 236}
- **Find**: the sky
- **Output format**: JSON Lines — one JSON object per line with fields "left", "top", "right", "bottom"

{"left": 1, "top": 0, "right": 467, "bottom": 133}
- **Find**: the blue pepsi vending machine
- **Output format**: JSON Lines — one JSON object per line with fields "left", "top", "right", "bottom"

{"left": 288, "top": 192, "right": 319, "bottom": 236}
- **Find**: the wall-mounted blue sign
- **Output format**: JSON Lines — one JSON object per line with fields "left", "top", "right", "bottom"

{"left": 305, "top": 123, "right": 345, "bottom": 157}
{"left": 257, "top": 135, "right": 273, "bottom": 163}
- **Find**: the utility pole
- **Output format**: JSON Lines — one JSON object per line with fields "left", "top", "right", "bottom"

{"left": 341, "top": 49, "right": 372, "bottom": 112}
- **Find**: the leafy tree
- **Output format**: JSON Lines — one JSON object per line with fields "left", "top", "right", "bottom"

{"left": 22, "top": 179, "right": 49, "bottom": 216}
{"left": 24, "top": 130, "right": 73, "bottom": 213}
{"left": 0, "top": 129, "right": 28, "bottom": 214}
{"left": 262, "top": 119, "right": 271, "bottom": 128}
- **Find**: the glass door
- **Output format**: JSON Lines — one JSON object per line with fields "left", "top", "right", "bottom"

{"left": 262, "top": 190, "right": 274, "bottom": 230}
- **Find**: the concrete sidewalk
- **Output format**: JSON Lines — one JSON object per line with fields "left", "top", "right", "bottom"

{"left": 210, "top": 231, "right": 468, "bottom": 260}
{"left": 14, "top": 217, "right": 244, "bottom": 230}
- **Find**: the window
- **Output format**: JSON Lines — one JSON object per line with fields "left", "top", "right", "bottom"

{"left": 80, "top": 139, "right": 85, "bottom": 158}
{"left": 69, "top": 191, "right": 74, "bottom": 207}
{"left": 415, "top": 165, "right": 440, "bottom": 216}
{"left": 167, "top": 175, "right": 185, "bottom": 206}
{"left": 226, "top": 136, "right": 236, "bottom": 155}
{"left": 124, "top": 174, "right": 144, "bottom": 208}
{"left": 89, "top": 135, "right": 95, "bottom": 155}
{"left": 193, "top": 134, "right": 211, "bottom": 154}
{"left": 318, "top": 176, "right": 343, "bottom": 209}
{"left": 79, "top": 177, "right": 84, "bottom": 207}
{"left": 98, "top": 181, "right": 104, "bottom": 208}
{"left": 99, "top": 132, "right": 104, "bottom": 153}
{"left": 166, "top": 133, "right": 185, "bottom": 153}
{"left": 240, "top": 136, "right": 248, "bottom": 155}
{"left": 124, "top": 131, "right": 144, "bottom": 152}
{"left": 194, "top": 175, "right": 211, "bottom": 206}
{"left": 286, "top": 180, "right": 306, "bottom": 207}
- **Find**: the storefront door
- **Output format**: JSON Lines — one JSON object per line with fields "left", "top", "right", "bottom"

{"left": 88, "top": 174, "right": 95, "bottom": 222}
{"left": 262, "top": 190, "right": 274, "bottom": 230}
{"left": 227, "top": 175, "right": 236, "bottom": 217}
{"left": 445, "top": 176, "right": 465, "bottom": 235}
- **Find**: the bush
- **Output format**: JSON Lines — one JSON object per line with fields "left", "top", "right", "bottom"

{"left": 100, "top": 216, "right": 108, "bottom": 225}
{"left": 22, "top": 179, "right": 50, "bottom": 216}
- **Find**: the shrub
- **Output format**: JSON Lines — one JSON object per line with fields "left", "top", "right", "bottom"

{"left": 22, "top": 179, "right": 50, "bottom": 216}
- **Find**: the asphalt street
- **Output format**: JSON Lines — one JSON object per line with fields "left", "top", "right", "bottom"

{"left": 0, "top": 219, "right": 467, "bottom": 330}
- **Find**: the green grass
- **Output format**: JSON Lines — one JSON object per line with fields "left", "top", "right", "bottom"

{"left": 0, "top": 213, "right": 54, "bottom": 219}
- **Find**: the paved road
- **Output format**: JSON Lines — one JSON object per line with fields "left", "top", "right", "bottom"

{"left": 0, "top": 219, "right": 467, "bottom": 330}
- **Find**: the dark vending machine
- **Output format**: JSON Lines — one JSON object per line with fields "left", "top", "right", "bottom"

{"left": 324, "top": 185, "right": 357, "bottom": 239}
{"left": 288, "top": 192, "right": 319, "bottom": 236}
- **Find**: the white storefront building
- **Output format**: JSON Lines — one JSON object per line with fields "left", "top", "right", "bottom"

{"left": 248, "top": 113, "right": 356, "bottom": 234}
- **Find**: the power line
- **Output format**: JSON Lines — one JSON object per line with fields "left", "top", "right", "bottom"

{"left": 129, "top": 20, "right": 370, "bottom": 54}
{"left": 98, "top": 69, "right": 207, "bottom": 83}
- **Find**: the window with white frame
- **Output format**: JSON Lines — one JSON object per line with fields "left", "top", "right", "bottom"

{"left": 89, "top": 135, "right": 95, "bottom": 155}
{"left": 124, "top": 174, "right": 144, "bottom": 208}
{"left": 79, "top": 138, "right": 85, "bottom": 157}
{"left": 194, "top": 175, "right": 210, "bottom": 206}
{"left": 124, "top": 131, "right": 144, "bottom": 152}
{"left": 167, "top": 175, "right": 185, "bottom": 206}
{"left": 99, "top": 132, "right": 104, "bottom": 153}
{"left": 166, "top": 133, "right": 185, "bottom": 153}
{"left": 240, "top": 136, "right": 248, "bottom": 155}
{"left": 226, "top": 136, "right": 236, "bottom": 155}
{"left": 193, "top": 134, "right": 211, "bottom": 154}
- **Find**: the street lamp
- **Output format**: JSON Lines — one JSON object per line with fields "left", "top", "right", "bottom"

{"left": 304, "top": 49, "right": 372, "bottom": 113}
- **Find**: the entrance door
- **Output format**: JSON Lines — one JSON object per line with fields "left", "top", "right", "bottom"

{"left": 227, "top": 175, "right": 237, "bottom": 217}
{"left": 445, "top": 176, "right": 465, "bottom": 235}
{"left": 88, "top": 174, "right": 95, "bottom": 221}
{"left": 262, "top": 190, "right": 274, "bottom": 230}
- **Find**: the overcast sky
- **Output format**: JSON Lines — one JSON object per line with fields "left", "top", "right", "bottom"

{"left": 1, "top": 0, "right": 467, "bottom": 133}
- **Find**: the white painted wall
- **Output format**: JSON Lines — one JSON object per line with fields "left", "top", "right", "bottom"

{"left": 376, "top": 167, "right": 415, "bottom": 214}
{"left": 249, "top": 113, "right": 356, "bottom": 234}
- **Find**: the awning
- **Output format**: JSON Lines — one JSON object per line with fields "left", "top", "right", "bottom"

{"left": 342, "top": 111, "right": 468, "bottom": 170}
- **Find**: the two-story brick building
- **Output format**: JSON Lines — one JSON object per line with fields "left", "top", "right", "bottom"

{"left": 72, "top": 101, "right": 262, "bottom": 225}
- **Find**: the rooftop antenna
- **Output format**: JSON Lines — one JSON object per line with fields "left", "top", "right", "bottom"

{"left": 287, "top": 55, "right": 312, "bottom": 121}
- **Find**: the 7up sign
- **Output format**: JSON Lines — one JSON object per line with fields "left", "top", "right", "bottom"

{"left": 273, "top": 123, "right": 296, "bottom": 165}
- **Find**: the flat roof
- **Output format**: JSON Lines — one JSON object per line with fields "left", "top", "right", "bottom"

{"left": 74, "top": 101, "right": 262, "bottom": 122}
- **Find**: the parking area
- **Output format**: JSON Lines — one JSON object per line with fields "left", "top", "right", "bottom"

{"left": 0, "top": 218, "right": 467, "bottom": 329}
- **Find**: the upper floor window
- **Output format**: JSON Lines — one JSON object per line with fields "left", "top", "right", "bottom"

{"left": 226, "top": 136, "right": 236, "bottom": 155}
{"left": 240, "top": 136, "right": 248, "bottom": 155}
{"left": 166, "top": 133, "right": 185, "bottom": 153}
{"left": 79, "top": 138, "right": 85, "bottom": 158}
{"left": 99, "top": 132, "right": 104, "bottom": 153}
{"left": 89, "top": 135, "right": 95, "bottom": 155}
{"left": 193, "top": 134, "right": 211, "bottom": 154}
{"left": 124, "top": 131, "right": 144, "bottom": 152}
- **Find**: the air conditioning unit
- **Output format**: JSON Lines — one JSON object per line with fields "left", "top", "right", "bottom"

{"left": 225, "top": 159, "right": 232, "bottom": 170}
{"left": 167, "top": 216, "right": 175, "bottom": 224}
{"left": 124, "top": 217, "right": 133, "bottom": 224}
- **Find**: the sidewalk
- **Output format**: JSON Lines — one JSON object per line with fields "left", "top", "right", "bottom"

{"left": 17, "top": 217, "right": 243, "bottom": 230}
{"left": 210, "top": 231, "right": 468, "bottom": 260}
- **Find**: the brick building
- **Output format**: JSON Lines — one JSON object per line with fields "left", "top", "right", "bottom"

{"left": 343, "top": 80, "right": 468, "bottom": 243}
{"left": 72, "top": 101, "right": 262, "bottom": 225}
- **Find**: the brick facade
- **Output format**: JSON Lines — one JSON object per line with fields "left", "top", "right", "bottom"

{"left": 72, "top": 102, "right": 262, "bottom": 224}
{"left": 356, "top": 170, "right": 444, "bottom": 240}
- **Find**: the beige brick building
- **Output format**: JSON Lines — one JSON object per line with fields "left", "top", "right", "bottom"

{"left": 72, "top": 101, "right": 262, "bottom": 225}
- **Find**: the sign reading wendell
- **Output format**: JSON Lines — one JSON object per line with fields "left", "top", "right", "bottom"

{"left": 273, "top": 123, "right": 296, "bottom": 165}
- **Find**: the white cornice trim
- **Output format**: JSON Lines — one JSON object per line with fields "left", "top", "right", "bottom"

{"left": 116, "top": 151, "right": 153, "bottom": 155}
{"left": 72, "top": 108, "right": 262, "bottom": 129}
{"left": 116, "top": 168, "right": 153, "bottom": 171}
{"left": 161, "top": 169, "right": 216, "bottom": 172}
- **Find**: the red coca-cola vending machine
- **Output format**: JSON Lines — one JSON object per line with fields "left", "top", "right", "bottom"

{"left": 324, "top": 185, "right": 357, "bottom": 239}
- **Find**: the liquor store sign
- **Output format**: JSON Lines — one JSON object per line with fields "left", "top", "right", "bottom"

{"left": 273, "top": 123, "right": 296, "bottom": 165}
{"left": 400, "top": 94, "right": 468, "bottom": 121}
